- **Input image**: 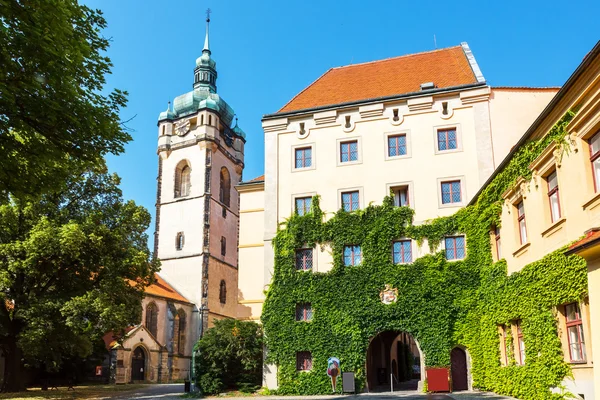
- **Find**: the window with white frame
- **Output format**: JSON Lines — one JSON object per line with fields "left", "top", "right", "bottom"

{"left": 295, "top": 147, "right": 312, "bottom": 169}
{"left": 445, "top": 236, "right": 465, "bottom": 260}
{"left": 340, "top": 140, "right": 359, "bottom": 163}
{"left": 341, "top": 191, "right": 360, "bottom": 212}
{"left": 391, "top": 185, "right": 410, "bottom": 207}
{"left": 392, "top": 240, "right": 412, "bottom": 264}
{"left": 441, "top": 180, "right": 462, "bottom": 204}
{"left": 295, "top": 197, "right": 312, "bottom": 216}
{"left": 437, "top": 128, "right": 458, "bottom": 151}
{"left": 388, "top": 134, "right": 407, "bottom": 157}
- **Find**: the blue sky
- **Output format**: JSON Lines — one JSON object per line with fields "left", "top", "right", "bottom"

{"left": 86, "top": 0, "right": 599, "bottom": 250}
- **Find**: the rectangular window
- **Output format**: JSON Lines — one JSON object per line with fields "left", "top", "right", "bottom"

{"left": 295, "top": 147, "right": 312, "bottom": 169}
{"left": 445, "top": 236, "right": 465, "bottom": 260}
{"left": 441, "top": 180, "right": 462, "bottom": 204}
{"left": 393, "top": 240, "right": 412, "bottom": 264}
{"left": 296, "top": 351, "right": 312, "bottom": 371}
{"left": 590, "top": 131, "right": 600, "bottom": 191}
{"left": 494, "top": 226, "right": 502, "bottom": 260}
{"left": 388, "top": 134, "right": 407, "bottom": 157}
{"left": 295, "top": 303, "right": 313, "bottom": 321}
{"left": 517, "top": 202, "right": 527, "bottom": 244}
{"left": 516, "top": 320, "right": 525, "bottom": 365}
{"left": 565, "top": 303, "right": 586, "bottom": 362}
{"left": 295, "top": 197, "right": 312, "bottom": 216}
{"left": 221, "top": 236, "right": 226, "bottom": 256}
{"left": 437, "top": 128, "right": 458, "bottom": 151}
{"left": 341, "top": 191, "right": 360, "bottom": 212}
{"left": 500, "top": 325, "right": 509, "bottom": 366}
{"left": 340, "top": 140, "right": 358, "bottom": 163}
{"left": 547, "top": 171, "right": 561, "bottom": 223}
{"left": 392, "top": 185, "right": 409, "bottom": 207}
{"left": 295, "top": 249, "right": 313, "bottom": 271}
{"left": 344, "top": 245, "right": 362, "bottom": 266}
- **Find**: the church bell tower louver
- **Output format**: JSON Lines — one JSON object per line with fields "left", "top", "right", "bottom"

{"left": 154, "top": 11, "right": 246, "bottom": 338}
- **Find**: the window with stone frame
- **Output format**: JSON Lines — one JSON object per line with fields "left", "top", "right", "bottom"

{"left": 441, "top": 180, "right": 461, "bottom": 204}
{"left": 546, "top": 171, "right": 561, "bottom": 223}
{"left": 174, "top": 161, "right": 191, "bottom": 198}
{"left": 295, "top": 197, "right": 312, "bottom": 216}
{"left": 437, "top": 128, "right": 458, "bottom": 151}
{"left": 145, "top": 302, "right": 158, "bottom": 338}
{"left": 340, "top": 140, "right": 358, "bottom": 163}
{"left": 295, "top": 147, "right": 312, "bottom": 169}
{"left": 344, "top": 245, "right": 362, "bottom": 266}
{"left": 296, "top": 351, "right": 313, "bottom": 371}
{"left": 517, "top": 201, "right": 527, "bottom": 244}
{"left": 219, "top": 280, "right": 227, "bottom": 304}
{"left": 341, "top": 191, "right": 360, "bottom": 212}
{"left": 388, "top": 134, "right": 407, "bottom": 157}
{"left": 392, "top": 240, "right": 412, "bottom": 264}
{"left": 445, "top": 236, "right": 465, "bottom": 260}
{"left": 295, "top": 248, "right": 313, "bottom": 271}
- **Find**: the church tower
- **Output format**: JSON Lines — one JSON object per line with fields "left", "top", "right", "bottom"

{"left": 154, "top": 13, "right": 246, "bottom": 338}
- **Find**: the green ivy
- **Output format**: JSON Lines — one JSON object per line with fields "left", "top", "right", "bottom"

{"left": 261, "top": 111, "right": 588, "bottom": 399}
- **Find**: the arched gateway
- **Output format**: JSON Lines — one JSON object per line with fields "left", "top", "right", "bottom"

{"left": 366, "top": 331, "right": 423, "bottom": 392}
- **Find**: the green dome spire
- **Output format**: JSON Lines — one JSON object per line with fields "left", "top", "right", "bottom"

{"left": 193, "top": 10, "right": 217, "bottom": 93}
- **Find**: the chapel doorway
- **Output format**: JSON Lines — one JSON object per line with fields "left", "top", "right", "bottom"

{"left": 131, "top": 347, "right": 146, "bottom": 382}
{"left": 366, "top": 331, "right": 421, "bottom": 392}
{"left": 450, "top": 347, "right": 468, "bottom": 391}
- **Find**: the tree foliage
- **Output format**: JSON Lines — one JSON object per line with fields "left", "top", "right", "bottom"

{"left": 262, "top": 112, "right": 588, "bottom": 398}
{"left": 0, "top": 0, "right": 130, "bottom": 199}
{"left": 0, "top": 167, "right": 159, "bottom": 391}
{"left": 194, "top": 319, "right": 263, "bottom": 395}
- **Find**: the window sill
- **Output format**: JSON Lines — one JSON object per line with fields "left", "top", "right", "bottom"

{"left": 512, "top": 242, "right": 531, "bottom": 258}
{"left": 434, "top": 148, "right": 463, "bottom": 155}
{"left": 582, "top": 191, "right": 600, "bottom": 211}
{"left": 569, "top": 361, "right": 591, "bottom": 369}
{"left": 337, "top": 160, "right": 362, "bottom": 167}
{"left": 541, "top": 217, "right": 566, "bottom": 238}
{"left": 292, "top": 166, "right": 315, "bottom": 173}
{"left": 385, "top": 154, "right": 412, "bottom": 161}
{"left": 439, "top": 202, "right": 464, "bottom": 209}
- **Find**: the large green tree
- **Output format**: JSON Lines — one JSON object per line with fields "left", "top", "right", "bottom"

{"left": 0, "top": 0, "right": 130, "bottom": 198}
{"left": 0, "top": 168, "right": 160, "bottom": 392}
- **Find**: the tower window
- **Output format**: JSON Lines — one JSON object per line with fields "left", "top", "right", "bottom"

{"left": 219, "top": 280, "right": 227, "bottom": 304}
{"left": 219, "top": 167, "right": 231, "bottom": 207}
{"left": 174, "top": 160, "right": 191, "bottom": 198}
{"left": 200, "top": 115, "right": 204, "bottom": 125}
{"left": 221, "top": 236, "right": 226, "bottom": 256}
{"left": 175, "top": 232, "right": 185, "bottom": 251}
{"left": 145, "top": 302, "right": 158, "bottom": 338}
{"left": 209, "top": 115, "right": 212, "bottom": 126}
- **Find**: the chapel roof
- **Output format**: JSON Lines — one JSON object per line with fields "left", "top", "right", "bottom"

{"left": 276, "top": 44, "right": 482, "bottom": 114}
{"left": 143, "top": 273, "right": 191, "bottom": 304}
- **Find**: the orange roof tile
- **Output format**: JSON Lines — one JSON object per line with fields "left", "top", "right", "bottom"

{"left": 143, "top": 273, "right": 190, "bottom": 303}
{"left": 249, "top": 175, "right": 264, "bottom": 182}
{"left": 278, "top": 45, "right": 478, "bottom": 113}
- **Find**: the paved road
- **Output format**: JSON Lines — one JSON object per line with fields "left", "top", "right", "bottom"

{"left": 102, "top": 384, "right": 516, "bottom": 400}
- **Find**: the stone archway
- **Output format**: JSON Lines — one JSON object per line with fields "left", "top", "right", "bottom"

{"left": 366, "top": 331, "right": 423, "bottom": 392}
{"left": 131, "top": 346, "right": 147, "bottom": 382}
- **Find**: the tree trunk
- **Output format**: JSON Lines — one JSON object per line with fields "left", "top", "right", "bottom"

{"left": 2, "top": 339, "right": 25, "bottom": 392}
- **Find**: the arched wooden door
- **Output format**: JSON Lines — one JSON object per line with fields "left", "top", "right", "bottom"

{"left": 450, "top": 347, "right": 468, "bottom": 391}
{"left": 131, "top": 347, "right": 146, "bottom": 381}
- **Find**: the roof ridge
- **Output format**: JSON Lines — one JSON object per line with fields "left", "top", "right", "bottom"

{"left": 277, "top": 68, "right": 335, "bottom": 113}
{"left": 330, "top": 45, "right": 463, "bottom": 71}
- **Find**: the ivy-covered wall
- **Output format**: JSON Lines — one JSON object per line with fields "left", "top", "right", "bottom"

{"left": 261, "top": 112, "right": 589, "bottom": 399}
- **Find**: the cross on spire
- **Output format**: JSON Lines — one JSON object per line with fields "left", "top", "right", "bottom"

{"left": 203, "top": 9, "right": 211, "bottom": 53}
{"left": 206, "top": 8, "right": 211, "bottom": 22}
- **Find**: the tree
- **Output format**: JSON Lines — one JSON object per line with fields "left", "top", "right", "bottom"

{"left": 194, "top": 319, "right": 263, "bottom": 395}
{"left": 0, "top": 0, "right": 130, "bottom": 199}
{"left": 0, "top": 167, "right": 160, "bottom": 392}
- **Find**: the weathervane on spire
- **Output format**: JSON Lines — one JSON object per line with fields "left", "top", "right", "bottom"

{"left": 203, "top": 9, "right": 211, "bottom": 53}
{"left": 206, "top": 8, "right": 211, "bottom": 23}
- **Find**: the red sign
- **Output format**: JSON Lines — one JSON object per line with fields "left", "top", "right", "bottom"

{"left": 95, "top": 366, "right": 103, "bottom": 376}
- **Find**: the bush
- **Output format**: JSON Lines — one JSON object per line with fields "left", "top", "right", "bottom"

{"left": 194, "top": 319, "right": 263, "bottom": 395}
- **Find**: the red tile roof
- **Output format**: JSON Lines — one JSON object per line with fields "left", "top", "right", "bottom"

{"left": 278, "top": 46, "right": 478, "bottom": 113}
{"left": 248, "top": 175, "right": 264, "bottom": 182}
{"left": 568, "top": 228, "right": 600, "bottom": 252}
{"left": 143, "top": 273, "right": 190, "bottom": 303}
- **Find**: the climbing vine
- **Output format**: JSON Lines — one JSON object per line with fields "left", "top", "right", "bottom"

{"left": 261, "top": 111, "right": 588, "bottom": 398}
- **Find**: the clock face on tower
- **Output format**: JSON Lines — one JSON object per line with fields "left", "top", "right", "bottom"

{"left": 175, "top": 119, "right": 191, "bottom": 136}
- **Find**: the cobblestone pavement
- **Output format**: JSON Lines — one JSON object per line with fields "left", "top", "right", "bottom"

{"left": 104, "top": 384, "right": 517, "bottom": 400}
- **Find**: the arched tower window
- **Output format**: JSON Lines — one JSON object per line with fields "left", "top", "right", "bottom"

{"left": 175, "top": 232, "right": 184, "bottom": 250}
{"left": 145, "top": 302, "right": 158, "bottom": 338}
{"left": 219, "top": 167, "right": 231, "bottom": 207}
{"left": 219, "top": 280, "right": 227, "bottom": 304}
{"left": 200, "top": 115, "right": 204, "bottom": 125}
{"left": 176, "top": 309, "right": 186, "bottom": 355}
{"left": 174, "top": 161, "right": 191, "bottom": 198}
{"left": 208, "top": 115, "right": 212, "bottom": 126}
